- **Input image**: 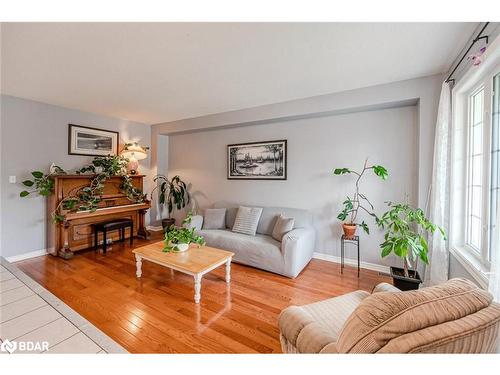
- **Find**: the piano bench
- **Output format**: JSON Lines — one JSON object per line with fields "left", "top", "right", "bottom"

{"left": 93, "top": 218, "right": 134, "bottom": 254}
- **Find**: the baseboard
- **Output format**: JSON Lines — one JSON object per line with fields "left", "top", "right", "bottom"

{"left": 6, "top": 249, "right": 48, "bottom": 263}
{"left": 146, "top": 225, "right": 163, "bottom": 232}
{"left": 313, "top": 252, "right": 390, "bottom": 274}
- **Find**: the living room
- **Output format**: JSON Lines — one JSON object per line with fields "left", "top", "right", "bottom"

{"left": 1, "top": 0, "right": 500, "bottom": 371}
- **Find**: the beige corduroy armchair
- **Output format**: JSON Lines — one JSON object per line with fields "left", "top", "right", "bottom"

{"left": 278, "top": 278, "right": 500, "bottom": 353}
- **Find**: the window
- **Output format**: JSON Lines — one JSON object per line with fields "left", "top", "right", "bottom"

{"left": 466, "top": 87, "right": 485, "bottom": 252}
{"left": 490, "top": 73, "right": 500, "bottom": 261}
{"left": 451, "top": 62, "right": 500, "bottom": 281}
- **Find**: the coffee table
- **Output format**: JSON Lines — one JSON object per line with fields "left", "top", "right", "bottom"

{"left": 132, "top": 241, "right": 234, "bottom": 303}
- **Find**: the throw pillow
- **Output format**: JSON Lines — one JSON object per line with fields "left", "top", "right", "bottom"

{"left": 203, "top": 208, "right": 227, "bottom": 230}
{"left": 271, "top": 214, "right": 295, "bottom": 241}
{"left": 232, "top": 206, "right": 263, "bottom": 236}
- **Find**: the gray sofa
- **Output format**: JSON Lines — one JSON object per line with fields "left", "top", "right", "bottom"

{"left": 186, "top": 202, "right": 315, "bottom": 278}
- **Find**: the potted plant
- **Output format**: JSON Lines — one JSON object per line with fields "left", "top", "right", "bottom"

{"left": 163, "top": 213, "right": 205, "bottom": 253}
{"left": 376, "top": 201, "right": 446, "bottom": 290}
{"left": 333, "top": 159, "right": 388, "bottom": 238}
{"left": 151, "top": 175, "right": 190, "bottom": 231}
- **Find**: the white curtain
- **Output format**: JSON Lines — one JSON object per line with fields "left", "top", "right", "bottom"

{"left": 425, "top": 82, "right": 452, "bottom": 286}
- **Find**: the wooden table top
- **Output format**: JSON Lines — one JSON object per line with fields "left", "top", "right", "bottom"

{"left": 132, "top": 241, "right": 234, "bottom": 274}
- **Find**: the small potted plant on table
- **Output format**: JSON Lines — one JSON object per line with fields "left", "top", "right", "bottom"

{"left": 376, "top": 201, "right": 446, "bottom": 290}
{"left": 163, "top": 214, "right": 205, "bottom": 253}
{"left": 152, "top": 175, "right": 190, "bottom": 232}
{"left": 333, "top": 159, "right": 388, "bottom": 237}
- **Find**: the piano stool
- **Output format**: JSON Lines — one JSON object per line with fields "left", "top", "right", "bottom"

{"left": 93, "top": 218, "right": 134, "bottom": 254}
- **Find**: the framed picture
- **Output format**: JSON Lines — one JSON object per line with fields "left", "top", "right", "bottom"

{"left": 68, "top": 124, "right": 119, "bottom": 156}
{"left": 227, "top": 140, "right": 287, "bottom": 180}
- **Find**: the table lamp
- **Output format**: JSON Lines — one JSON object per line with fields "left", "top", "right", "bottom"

{"left": 121, "top": 142, "right": 148, "bottom": 175}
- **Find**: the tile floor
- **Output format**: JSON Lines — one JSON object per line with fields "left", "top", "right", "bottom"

{"left": 0, "top": 257, "right": 127, "bottom": 354}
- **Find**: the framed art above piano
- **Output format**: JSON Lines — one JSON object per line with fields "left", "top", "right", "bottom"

{"left": 68, "top": 124, "right": 119, "bottom": 156}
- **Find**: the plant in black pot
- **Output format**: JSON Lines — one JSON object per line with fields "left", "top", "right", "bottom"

{"left": 333, "top": 159, "right": 388, "bottom": 238}
{"left": 152, "top": 175, "right": 190, "bottom": 232}
{"left": 376, "top": 201, "right": 446, "bottom": 291}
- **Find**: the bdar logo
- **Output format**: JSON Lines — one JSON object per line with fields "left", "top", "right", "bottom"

{"left": 1, "top": 339, "right": 17, "bottom": 353}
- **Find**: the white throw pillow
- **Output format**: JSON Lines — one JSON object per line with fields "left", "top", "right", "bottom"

{"left": 203, "top": 208, "right": 227, "bottom": 230}
{"left": 232, "top": 206, "right": 263, "bottom": 236}
{"left": 271, "top": 214, "right": 295, "bottom": 241}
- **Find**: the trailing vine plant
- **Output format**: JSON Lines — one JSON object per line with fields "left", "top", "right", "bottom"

{"left": 20, "top": 155, "right": 146, "bottom": 223}
{"left": 20, "top": 165, "right": 66, "bottom": 198}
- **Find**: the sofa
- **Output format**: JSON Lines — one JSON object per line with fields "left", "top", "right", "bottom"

{"left": 186, "top": 202, "right": 315, "bottom": 278}
{"left": 278, "top": 278, "right": 500, "bottom": 353}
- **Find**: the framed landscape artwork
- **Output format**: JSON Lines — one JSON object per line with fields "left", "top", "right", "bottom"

{"left": 227, "top": 140, "right": 287, "bottom": 180}
{"left": 68, "top": 124, "right": 119, "bottom": 156}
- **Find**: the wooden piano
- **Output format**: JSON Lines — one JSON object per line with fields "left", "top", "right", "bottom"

{"left": 47, "top": 174, "right": 151, "bottom": 258}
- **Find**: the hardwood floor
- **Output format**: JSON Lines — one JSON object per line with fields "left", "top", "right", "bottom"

{"left": 16, "top": 232, "right": 391, "bottom": 353}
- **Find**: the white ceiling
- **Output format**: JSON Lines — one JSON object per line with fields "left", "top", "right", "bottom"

{"left": 1, "top": 22, "right": 476, "bottom": 124}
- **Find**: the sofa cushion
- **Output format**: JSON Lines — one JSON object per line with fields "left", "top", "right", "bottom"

{"left": 197, "top": 229, "right": 283, "bottom": 271}
{"left": 232, "top": 206, "right": 263, "bottom": 236}
{"left": 258, "top": 207, "right": 312, "bottom": 235}
{"left": 202, "top": 208, "right": 226, "bottom": 230}
{"left": 212, "top": 202, "right": 313, "bottom": 235}
{"left": 336, "top": 278, "right": 494, "bottom": 353}
{"left": 271, "top": 214, "right": 295, "bottom": 241}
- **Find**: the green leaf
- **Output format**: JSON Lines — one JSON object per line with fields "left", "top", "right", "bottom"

{"left": 337, "top": 211, "right": 348, "bottom": 221}
{"left": 333, "top": 168, "right": 351, "bottom": 175}
{"left": 373, "top": 165, "right": 388, "bottom": 180}
{"left": 381, "top": 245, "right": 392, "bottom": 258}
{"left": 20, "top": 190, "right": 30, "bottom": 197}
{"left": 52, "top": 214, "right": 65, "bottom": 224}
{"left": 39, "top": 189, "right": 52, "bottom": 197}
{"left": 31, "top": 171, "right": 44, "bottom": 179}
{"left": 420, "top": 249, "right": 429, "bottom": 264}
{"left": 22, "top": 180, "right": 34, "bottom": 187}
{"left": 360, "top": 221, "right": 370, "bottom": 235}
{"left": 343, "top": 197, "right": 353, "bottom": 210}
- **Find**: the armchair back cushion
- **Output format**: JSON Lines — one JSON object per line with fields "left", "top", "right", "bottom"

{"left": 336, "top": 278, "right": 500, "bottom": 353}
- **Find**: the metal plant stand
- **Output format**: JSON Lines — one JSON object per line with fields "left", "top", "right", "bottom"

{"left": 340, "top": 234, "right": 360, "bottom": 277}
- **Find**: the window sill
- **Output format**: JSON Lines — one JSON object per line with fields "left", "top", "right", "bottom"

{"left": 450, "top": 246, "right": 489, "bottom": 289}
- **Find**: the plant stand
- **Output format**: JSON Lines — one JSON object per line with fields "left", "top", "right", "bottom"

{"left": 340, "top": 234, "right": 360, "bottom": 277}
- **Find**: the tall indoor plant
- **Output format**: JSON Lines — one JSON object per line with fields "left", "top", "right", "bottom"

{"left": 152, "top": 175, "right": 191, "bottom": 231}
{"left": 376, "top": 201, "right": 446, "bottom": 290}
{"left": 333, "top": 159, "right": 388, "bottom": 237}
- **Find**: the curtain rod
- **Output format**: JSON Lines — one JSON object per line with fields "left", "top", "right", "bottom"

{"left": 445, "top": 22, "right": 490, "bottom": 85}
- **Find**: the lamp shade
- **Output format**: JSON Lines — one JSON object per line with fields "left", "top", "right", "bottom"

{"left": 121, "top": 143, "right": 148, "bottom": 161}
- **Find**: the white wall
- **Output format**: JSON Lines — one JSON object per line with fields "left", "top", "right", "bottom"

{"left": 168, "top": 105, "right": 417, "bottom": 267}
{"left": 0, "top": 95, "right": 151, "bottom": 259}
{"left": 153, "top": 74, "right": 443, "bottom": 210}
{"left": 152, "top": 74, "right": 443, "bottom": 270}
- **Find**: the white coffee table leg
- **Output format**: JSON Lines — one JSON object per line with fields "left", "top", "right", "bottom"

{"left": 135, "top": 254, "right": 142, "bottom": 278}
{"left": 225, "top": 257, "right": 231, "bottom": 283}
{"left": 194, "top": 274, "right": 202, "bottom": 304}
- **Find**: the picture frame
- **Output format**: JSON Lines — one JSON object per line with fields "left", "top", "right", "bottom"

{"left": 68, "top": 124, "right": 119, "bottom": 157}
{"left": 227, "top": 140, "right": 287, "bottom": 180}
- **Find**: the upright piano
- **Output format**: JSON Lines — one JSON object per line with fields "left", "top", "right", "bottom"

{"left": 47, "top": 174, "right": 151, "bottom": 257}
